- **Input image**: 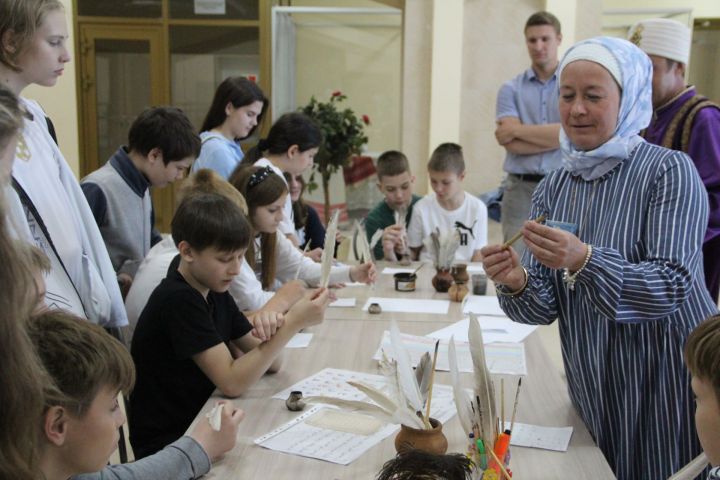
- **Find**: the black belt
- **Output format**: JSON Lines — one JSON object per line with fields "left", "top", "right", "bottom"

{"left": 510, "top": 173, "right": 545, "bottom": 182}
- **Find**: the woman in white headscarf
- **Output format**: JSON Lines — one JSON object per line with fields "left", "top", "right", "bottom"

{"left": 482, "top": 37, "right": 717, "bottom": 480}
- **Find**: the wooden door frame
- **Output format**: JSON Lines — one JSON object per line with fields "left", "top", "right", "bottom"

{"left": 77, "top": 24, "right": 169, "bottom": 177}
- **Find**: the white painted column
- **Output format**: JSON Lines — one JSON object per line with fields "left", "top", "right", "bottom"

{"left": 428, "top": 0, "right": 464, "bottom": 154}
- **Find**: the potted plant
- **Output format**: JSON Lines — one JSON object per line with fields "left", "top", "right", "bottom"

{"left": 299, "top": 91, "right": 369, "bottom": 223}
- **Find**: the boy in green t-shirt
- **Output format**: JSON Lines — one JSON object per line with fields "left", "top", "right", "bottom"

{"left": 365, "top": 150, "right": 420, "bottom": 261}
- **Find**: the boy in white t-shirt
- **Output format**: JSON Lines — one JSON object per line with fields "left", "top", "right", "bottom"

{"left": 407, "top": 143, "right": 487, "bottom": 262}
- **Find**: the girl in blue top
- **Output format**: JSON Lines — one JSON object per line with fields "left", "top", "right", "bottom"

{"left": 193, "top": 77, "right": 268, "bottom": 179}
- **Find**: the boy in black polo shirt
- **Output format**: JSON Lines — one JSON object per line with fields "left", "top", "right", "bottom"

{"left": 129, "top": 192, "right": 330, "bottom": 459}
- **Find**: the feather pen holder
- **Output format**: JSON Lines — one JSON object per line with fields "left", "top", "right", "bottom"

{"left": 394, "top": 417, "right": 448, "bottom": 455}
{"left": 432, "top": 268, "right": 453, "bottom": 293}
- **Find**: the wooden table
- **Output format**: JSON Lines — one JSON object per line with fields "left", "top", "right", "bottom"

{"left": 191, "top": 263, "right": 615, "bottom": 479}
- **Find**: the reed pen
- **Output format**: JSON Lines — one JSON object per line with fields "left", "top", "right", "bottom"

{"left": 509, "top": 378, "right": 522, "bottom": 433}
{"left": 424, "top": 340, "right": 441, "bottom": 427}
{"left": 503, "top": 214, "right": 546, "bottom": 248}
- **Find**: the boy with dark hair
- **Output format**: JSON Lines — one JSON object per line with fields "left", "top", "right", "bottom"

{"left": 408, "top": 143, "right": 487, "bottom": 262}
{"left": 685, "top": 314, "right": 720, "bottom": 478}
{"left": 27, "top": 309, "right": 243, "bottom": 480}
{"left": 129, "top": 193, "right": 330, "bottom": 459}
{"left": 81, "top": 106, "right": 201, "bottom": 290}
{"left": 365, "top": 150, "right": 420, "bottom": 261}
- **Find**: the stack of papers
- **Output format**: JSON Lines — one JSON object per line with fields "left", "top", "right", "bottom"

{"left": 373, "top": 331, "right": 527, "bottom": 376}
{"left": 427, "top": 317, "right": 537, "bottom": 344}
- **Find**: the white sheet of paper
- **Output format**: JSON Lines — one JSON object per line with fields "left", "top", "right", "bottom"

{"left": 381, "top": 267, "right": 416, "bottom": 275}
{"left": 373, "top": 331, "right": 527, "bottom": 376}
{"left": 362, "top": 297, "right": 449, "bottom": 315}
{"left": 462, "top": 295, "right": 506, "bottom": 316}
{"left": 255, "top": 405, "right": 398, "bottom": 465}
{"left": 427, "top": 317, "right": 537, "bottom": 344}
{"left": 503, "top": 421, "right": 574, "bottom": 452}
{"left": 273, "top": 368, "right": 456, "bottom": 424}
{"left": 286, "top": 333, "right": 313, "bottom": 349}
{"left": 329, "top": 297, "right": 356, "bottom": 308}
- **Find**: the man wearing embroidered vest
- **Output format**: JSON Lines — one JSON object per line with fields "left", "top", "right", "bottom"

{"left": 629, "top": 18, "right": 720, "bottom": 303}
{"left": 81, "top": 107, "right": 200, "bottom": 296}
{"left": 495, "top": 11, "right": 563, "bottom": 259}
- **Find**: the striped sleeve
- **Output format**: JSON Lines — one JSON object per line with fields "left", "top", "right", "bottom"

{"left": 573, "top": 153, "right": 708, "bottom": 322}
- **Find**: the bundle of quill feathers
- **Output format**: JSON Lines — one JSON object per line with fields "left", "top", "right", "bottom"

{"left": 449, "top": 313, "right": 497, "bottom": 450}
{"left": 351, "top": 220, "right": 383, "bottom": 263}
{"left": 305, "top": 320, "right": 435, "bottom": 429}
{"left": 423, "top": 227, "right": 460, "bottom": 269}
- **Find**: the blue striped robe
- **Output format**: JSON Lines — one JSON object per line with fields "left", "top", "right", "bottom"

{"left": 498, "top": 142, "right": 718, "bottom": 480}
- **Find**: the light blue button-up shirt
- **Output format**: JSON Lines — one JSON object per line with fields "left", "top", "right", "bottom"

{"left": 495, "top": 67, "right": 562, "bottom": 175}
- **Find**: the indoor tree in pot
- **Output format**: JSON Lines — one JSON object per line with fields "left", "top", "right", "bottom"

{"left": 300, "top": 90, "right": 369, "bottom": 223}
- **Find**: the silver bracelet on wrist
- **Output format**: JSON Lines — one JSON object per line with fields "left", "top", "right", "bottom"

{"left": 563, "top": 244, "right": 592, "bottom": 291}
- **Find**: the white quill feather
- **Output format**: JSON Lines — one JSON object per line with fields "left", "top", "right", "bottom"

{"left": 304, "top": 396, "right": 396, "bottom": 423}
{"left": 369, "top": 229, "right": 384, "bottom": 258}
{"left": 468, "top": 313, "right": 496, "bottom": 442}
{"left": 319, "top": 210, "right": 340, "bottom": 288}
{"left": 415, "top": 351, "right": 432, "bottom": 405}
{"left": 448, "top": 336, "right": 474, "bottom": 436}
{"left": 347, "top": 381, "right": 397, "bottom": 413}
{"left": 205, "top": 403, "right": 223, "bottom": 431}
{"left": 353, "top": 220, "right": 372, "bottom": 263}
{"left": 422, "top": 228, "right": 461, "bottom": 269}
{"left": 389, "top": 320, "right": 425, "bottom": 420}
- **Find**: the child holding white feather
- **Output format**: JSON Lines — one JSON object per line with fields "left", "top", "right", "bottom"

{"left": 408, "top": 143, "right": 488, "bottom": 262}
{"left": 228, "top": 165, "right": 376, "bottom": 302}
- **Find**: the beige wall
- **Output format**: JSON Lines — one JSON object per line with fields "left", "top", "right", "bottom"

{"left": 404, "top": 0, "right": 603, "bottom": 197}
{"left": 603, "top": 0, "right": 720, "bottom": 18}
{"left": 23, "top": 0, "right": 80, "bottom": 176}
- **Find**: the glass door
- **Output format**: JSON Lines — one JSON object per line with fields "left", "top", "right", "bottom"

{"left": 78, "top": 25, "right": 173, "bottom": 229}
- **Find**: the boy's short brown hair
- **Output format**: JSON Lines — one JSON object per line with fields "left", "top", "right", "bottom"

{"left": 376, "top": 150, "right": 411, "bottom": 180}
{"left": 428, "top": 143, "right": 465, "bottom": 175}
{"left": 26, "top": 310, "right": 135, "bottom": 416}
{"left": 685, "top": 314, "right": 720, "bottom": 402}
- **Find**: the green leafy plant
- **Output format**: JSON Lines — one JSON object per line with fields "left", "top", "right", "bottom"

{"left": 300, "top": 91, "right": 369, "bottom": 223}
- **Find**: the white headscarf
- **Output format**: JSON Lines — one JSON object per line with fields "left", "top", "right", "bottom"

{"left": 558, "top": 37, "right": 653, "bottom": 181}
